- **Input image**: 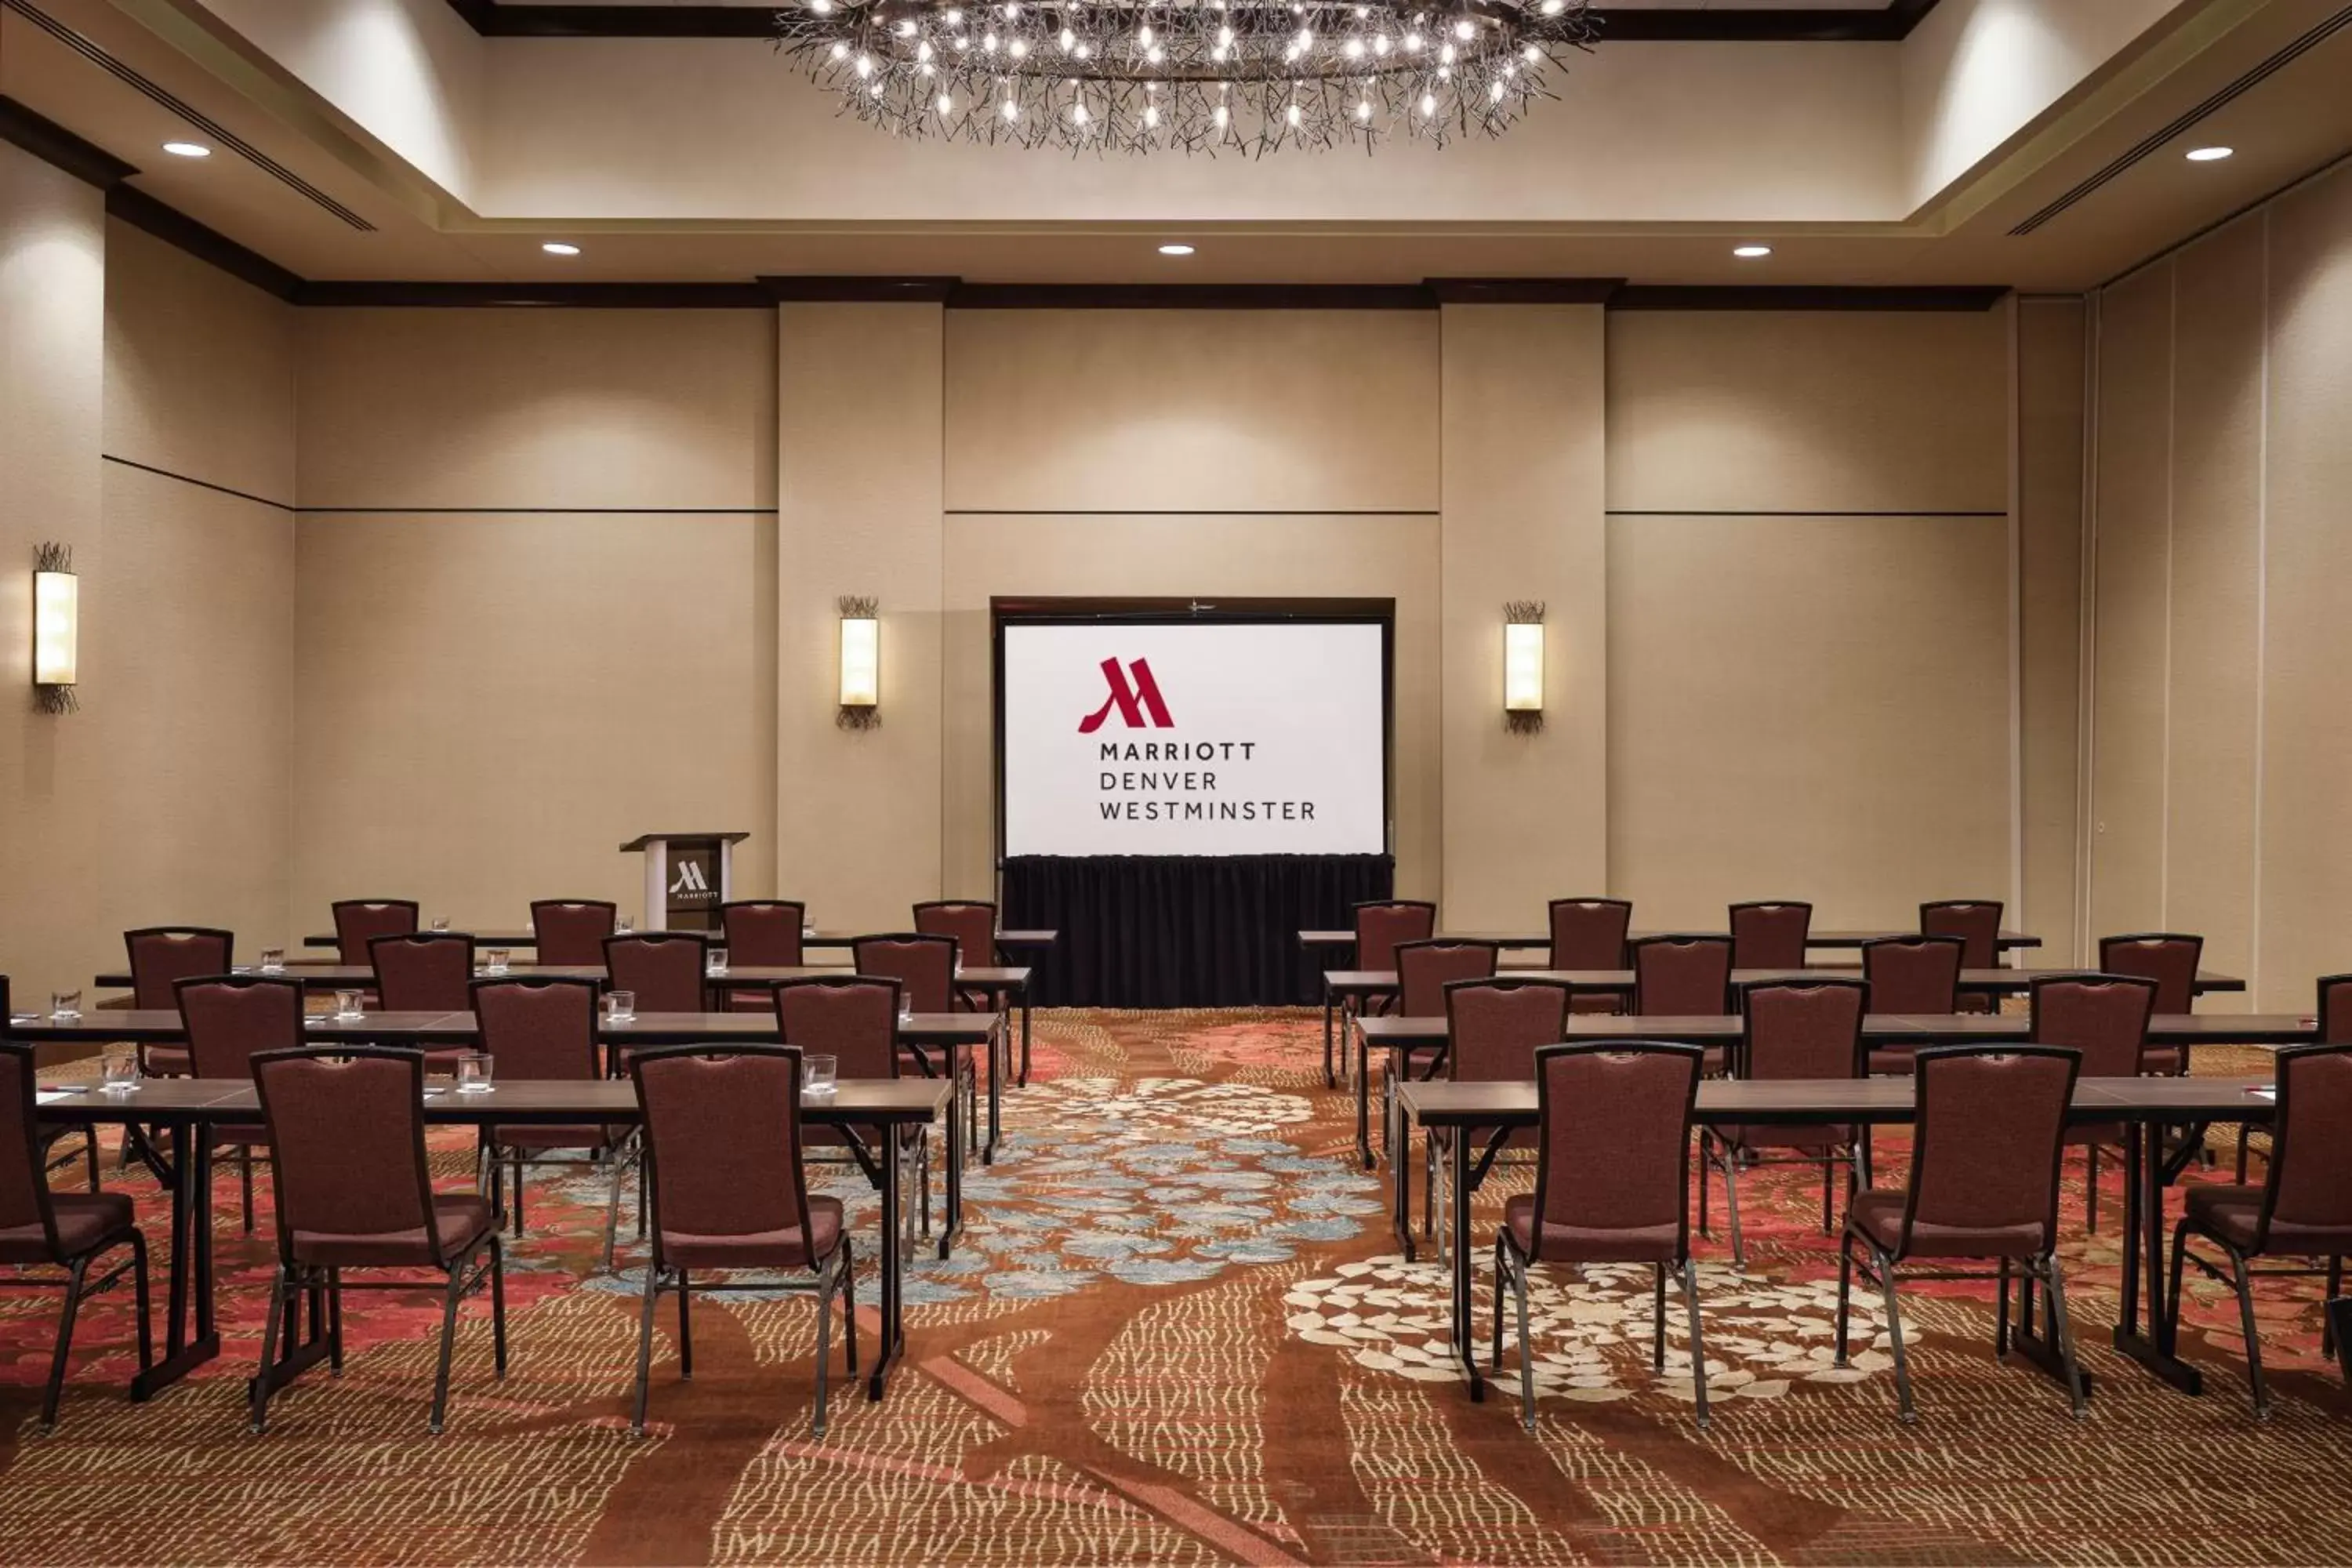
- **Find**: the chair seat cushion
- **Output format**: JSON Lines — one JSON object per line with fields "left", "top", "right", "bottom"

{"left": 2140, "top": 1046, "right": 2187, "bottom": 1076}
{"left": 661, "top": 1195, "right": 844, "bottom": 1269}
{"left": 2061, "top": 1122, "right": 2125, "bottom": 1149}
{"left": 1847, "top": 1189, "right": 2045, "bottom": 1259}
{"left": 0, "top": 1191, "right": 135, "bottom": 1265}
{"left": 1867, "top": 1046, "right": 1917, "bottom": 1076}
{"left": 492, "top": 1124, "right": 626, "bottom": 1152}
{"left": 142, "top": 1044, "right": 191, "bottom": 1076}
{"left": 1501, "top": 1194, "right": 1680, "bottom": 1263}
{"left": 292, "top": 1194, "right": 494, "bottom": 1268}
{"left": 1568, "top": 993, "right": 1623, "bottom": 1015}
{"left": 1719, "top": 1123, "right": 1853, "bottom": 1153}
{"left": 2185, "top": 1184, "right": 2352, "bottom": 1254}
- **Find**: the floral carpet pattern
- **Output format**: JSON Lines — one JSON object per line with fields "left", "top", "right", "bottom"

{"left": 2, "top": 1011, "right": 2350, "bottom": 1565}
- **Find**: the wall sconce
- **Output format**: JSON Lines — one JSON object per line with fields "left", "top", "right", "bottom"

{"left": 1504, "top": 600, "right": 1544, "bottom": 734}
{"left": 837, "top": 595, "right": 880, "bottom": 730}
{"left": 33, "top": 543, "right": 78, "bottom": 714}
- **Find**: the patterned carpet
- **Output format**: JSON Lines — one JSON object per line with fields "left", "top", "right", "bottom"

{"left": 4, "top": 1011, "right": 2350, "bottom": 1565}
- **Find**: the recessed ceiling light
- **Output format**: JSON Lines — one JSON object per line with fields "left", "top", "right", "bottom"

{"left": 1157, "top": 242, "right": 1196, "bottom": 256}
{"left": 542, "top": 241, "right": 582, "bottom": 256}
{"left": 162, "top": 141, "right": 211, "bottom": 158}
{"left": 2186, "top": 145, "right": 2234, "bottom": 162}
{"left": 1733, "top": 244, "right": 1773, "bottom": 259}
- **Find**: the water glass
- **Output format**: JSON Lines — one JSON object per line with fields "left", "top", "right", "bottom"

{"left": 707, "top": 946, "right": 730, "bottom": 977}
{"left": 430, "top": 916, "right": 451, "bottom": 933}
{"left": 615, "top": 915, "right": 635, "bottom": 936}
{"left": 603, "top": 989, "right": 637, "bottom": 1025}
{"left": 804, "top": 1051, "right": 837, "bottom": 1099}
{"left": 101, "top": 1051, "right": 140, "bottom": 1094}
{"left": 258, "top": 948, "right": 286, "bottom": 974}
{"left": 485, "top": 948, "right": 512, "bottom": 975}
{"left": 456, "top": 1052, "right": 494, "bottom": 1094}
{"left": 49, "top": 990, "right": 81, "bottom": 1020}
{"left": 333, "top": 989, "right": 365, "bottom": 1020}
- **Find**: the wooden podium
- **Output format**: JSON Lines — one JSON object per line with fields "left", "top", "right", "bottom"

{"left": 619, "top": 832, "right": 749, "bottom": 933}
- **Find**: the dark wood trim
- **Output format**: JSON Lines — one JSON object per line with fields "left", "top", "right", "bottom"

{"left": 1427, "top": 277, "right": 1624, "bottom": 305}
{"left": 760, "top": 275, "right": 960, "bottom": 302}
{"left": 0, "top": 94, "right": 136, "bottom": 187}
{"left": 989, "top": 594, "right": 1395, "bottom": 618}
{"left": 104, "top": 184, "right": 303, "bottom": 300}
{"left": 447, "top": 1, "right": 1939, "bottom": 42}
{"left": 290, "top": 280, "right": 772, "bottom": 307}
{"left": 949, "top": 283, "right": 1435, "bottom": 310}
{"left": 1610, "top": 285, "right": 2009, "bottom": 312}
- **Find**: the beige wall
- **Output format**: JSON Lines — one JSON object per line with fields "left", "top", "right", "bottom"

{"left": 2016, "top": 296, "right": 2088, "bottom": 963}
{"left": 2085, "top": 159, "right": 2352, "bottom": 1007}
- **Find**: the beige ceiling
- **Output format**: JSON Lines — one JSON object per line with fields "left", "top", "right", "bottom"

{"left": 3, "top": 0, "right": 2348, "bottom": 289}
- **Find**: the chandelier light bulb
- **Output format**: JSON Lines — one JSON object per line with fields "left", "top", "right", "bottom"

{"left": 1405, "top": 30, "right": 1422, "bottom": 49}
{"left": 1138, "top": 22, "right": 1153, "bottom": 44}
{"left": 1374, "top": 33, "right": 1391, "bottom": 53}
{"left": 895, "top": 19, "right": 916, "bottom": 36}
{"left": 855, "top": 53, "right": 873, "bottom": 77}
{"left": 1072, "top": 100, "right": 1088, "bottom": 122}
{"left": 1287, "top": 101, "right": 1302, "bottom": 126}
{"left": 1145, "top": 103, "right": 1160, "bottom": 126}
{"left": 1489, "top": 78, "right": 1504, "bottom": 101}
{"left": 938, "top": 93, "right": 955, "bottom": 112}
{"left": 830, "top": 41, "right": 848, "bottom": 58}
{"left": 1439, "top": 41, "right": 1454, "bottom": 63}
{"left": 808, "top": 0, "right": 829, "bottom": 11}
{"left": 1003, "top": 96, "right": 1019, "bottom": 118}
{"left": 1009, "top": 37, "right": 1027, "bottom": 55}
{"left": 1356, "top": 98, "right": 1372, "bottom": 121}
{"left": 1420, "top": 92, "right": 1436, "bottom": 115}
{"left": 1344, "top": 38, "right": 1364, "bottom": 57}
{"left": 1146, "top": 45, "right": 1163, "bottom": 62}
{"left": 1454, "top": 16, "right": 1474, "bottom": 38}
{"left": 1214, "top": 103, "right": 1230, "bottom": 127}
{"left": 1059, "top": 26, "right": 1074, "bottom": 48}
{"left": 1217, "top": 24, "right": 1233, "bottom": 45}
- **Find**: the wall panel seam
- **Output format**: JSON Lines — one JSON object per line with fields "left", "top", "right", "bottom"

{"left": 2005, "top": 296, "right": 2025, "bottom": 924}
{"left": 2159, "top": 266, "right": 2176, "bottom": 929}
{"left": 2249, "top": 207, "right": 2271, "bottom": 1004}
{"left": 2075, "top": 292, "right": 2101, "bottom": 960}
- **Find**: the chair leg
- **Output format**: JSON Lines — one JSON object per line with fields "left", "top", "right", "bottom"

{"left": 1875, "top": 1248, "right": 1917, "bottom": 1424}
{"left": 328, "top": 1268, "right": 344, "bottom": 1375}
{"left": 2039, "top": 1253, "right": 2088, "bottom": 1418}
{"left": 2325, "top": 1258, "right": 2343, "bottom": 1360}
{"left": 630, "top": 1265, "right": 661, "bottom": 1437}
{"left": 2085, "top": 1145, "right": 2099, "bottom": 1235}
{"left": 1697, "top": 1136, "right": 1711, "bottom": 1239}
{"left": 842, "top": 1238, "right": 858, "bottom": 1374}
{"left": 1652, "top": 1262, "right": 1667, "bottom": 1371}
{"left": 429, "top": 1263, "right": 465, "bottom": 1434}
{"left": 2234, "top": 1125, "right": 2251, "bottom": 1183}
{"left": 38, "top": 1256, "right": 91, "bottom": 1432}
{"left": 1720, "top": 1148, "right": 1747, "bottom": 1270}
{"left": 1995, "top": 1258, "right": 2011, "bottom": 1356}
{"left": 1820, "top": 1156, "right": 1835, "bottom": 1236}
{"left": 1679, "top": 1258, "right": 1711, "bottom": 1432}
{"left": 240, "top": 1147, "right": 256, "bottom": 1234}
{"left": 813, "top": 1253, "right": 834, "bottom": 1439}
{"left": 128, "top": 1232, "right": 154, "bottom": 1377}
{"left": 602, "top": 1145, "right": 626, "bottom": 1275}
{"left": 1835, "top": 1231, "right": 1854, "bottom": 1366}
{"left": 1489, "top": 1235, "right": 1507, "bottom": 1373}
{"left": 677, "top": 1270, "right": 693, "bottom": 1381}
{"left": 489, "top": 1236, "right": 509, "bottom": 1379}
{"left": 81, "top": 1126, "right": 99, "bottom": 1192}
{"left": 2227, "top": 1245, "right": 2271, "bottom": 1421}
{"left": 249, "top": 1262, "right": 291, "bottom": 1436}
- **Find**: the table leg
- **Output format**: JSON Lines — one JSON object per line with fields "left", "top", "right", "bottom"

{"left": 1392, "top": 1110, "right": 1419, "bottom": 1261}
{"left": 2111, "top": 1117, "right": 2204, "bottom": 1395}
{"left": 938, "top": 1047, "right": 966, "bottom": 1261}
{"left": 985, "top": 1014, "right": 1003, "bottom": 1164}
{"left": 868, "top": 1123, "right": 902, "bottom": 1402}
{"left": 1355, "top": 1021, "right": 1374, "bottom": 1170}
{"left": 1450, "top": 1127, "right": 1483, "bottom": 1400}
{"left": 2329, "top": 1298, "right": 2352, "bottom": 1385}
{"left": 1323, "top": 985, "right": 1337, "bottom": 1090}
{"left": 134, "top": 1120, "right": 220, "bottom": 1400}
{"left": 1018, "top": 989, "right": 1032, "bottom": 1088}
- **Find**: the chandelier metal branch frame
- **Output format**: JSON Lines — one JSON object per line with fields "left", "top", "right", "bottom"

{"left": 774, "top": 0, "right": 1599, "bottom": 154}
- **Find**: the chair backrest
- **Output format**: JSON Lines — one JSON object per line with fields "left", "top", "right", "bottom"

{"left": 369, "top": 933, "right": 478, "bottom": 1012}
{"left": 851, "top": 934, "right": 956, "bottom": 1014}
{"left": 2028, "top": 975, "right": 2156, "bottom": 1079}
{"left": 720, "top": 901, "right": 807, "bottom": 967}
{"left": 529, "top": 900, "right": 616, "bottom": 965}
{"left": 1526, "top": 1042, "right": 1704, "bottom": 1262}
{"left": 2097, "top": 933, "right": 2204, "bottom": 1014}
{"left": 630, "top": 1044, "right": 815, "bottom": 1266}
{"left": 913, "top": 901, "right": 997, "bottom": 967}
{"left": 0, "top": 1042, "right": 62, "bottom": 1257}
{"left": 1900, "top": 1045, "right": 2079, "bottom": 1257}
{"left": 1861, "top": 936, "right": 1965, "bottom": 1014}
{"left": 176, "top": 975, "right": 306, "bottom": 1080}
{"left": 1353, "top": 900, "right": 1437, "bottom": 974}
{"left": 1729, "top": 901, "right": 1812, "bottom": 968}
{"left": 125, "top": 927, "right": 235, "bottom": 1009}
{"left": 1740, "top": 979, "right": 1867, "bottom": 1082}
{"left": 331, "top": 899, "right": 418, "bottom": 964}
{"left": 1444, "top": 978, "right": 1570, "bottom": 1083}
{"left": 1548, "top": 898, "right": 1632, "bottom": 971}
{"left": 1920, "top": 899, "right": 2003, "bottom": 969}
{"left": 604, "top": 933, "right": 710, "bottom": 1014}
{"left": 1628, "top": 935, "right": 1733, "bottom": 1017}
{"left": 774, "top": 976, "right": 902, "bottom": 1081}
{"left": 2317, "top": 975, "right": 2352, "bottom": 1044}
{"left": 470, "top": 977, "right": 601, "bottom": 1081}
{"left": 252, "top": 1047, "right": 441, "bottom": 1263}
{"left": 1395, "top": 938, "right": 1498, "bottom": 1017}
{"left": 2259, "top": 1043, "right": 2352, "bottom": 1244}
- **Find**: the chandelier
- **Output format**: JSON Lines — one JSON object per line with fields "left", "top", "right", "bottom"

{"left": 774, "top": 0, "right": 1600, "bottom": 154}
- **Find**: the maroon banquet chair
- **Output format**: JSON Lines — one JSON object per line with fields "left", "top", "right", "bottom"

{"left": 473, "top": 977, "right": 634, "bottom": 1270}
{"left": 914, "top": 900, "right": 1001, "bottom": 1008}
{"left": 1922, "top": 899, "right": 2005, "bottom": 1013}
{"left": 1421, "top": 978, "right": 1570, "bottom": 1250}
{"left": 2168, "top": 1042, "right": 2352, "bottom": 1419}
{"left": 124, "top": 927, "right": 233, "bottom": 1078}
{"left": 248, "top": 1046, "right": 506, "bottom": 1436}
{"left": 851, "top": 934, "right": 959, "bottom": 1017}
{"left": 177, "top": 975, "right": 307, "bottom": 1233}
{"left": 1385, "top": 940, "right": 1499, "bottom": 1164}
{"left": 1835, "top": 1044, "right": 2087, "bottom": 1424}
{"left": 776, "top": 975, "right": 931, "bottom": 1241}
{"left": 2239, "top": 975, "right": 2352, "bottom": 1180}
{"left": 1493, "top": 1040, "right": 1711, "bottom": 1432}
{"left": 2031, "top": 974, "right": 2156, "bottom": 1234}
{"left": 604, "top": 932, "right": 711, "bottom": 1015}
{"left": 529, "top": 900, "right": 616, "bottom": 966}
{"left": 1730, "top": 901, "right": 1812, "bottom": 969}
{"left": 368, "top": 934, "right": 477, "bottom": 1073}
{"left": 1702, "top": 979, "right": 1869, "bottom": 1265}
{"left": 330, "top": 898, "right": 418, "bottom": 964}
{"left": 1860, "top": 936, "right": 1965, "bottom": 1076}
{"left": 2098, "top": 933, "right": 2205, "bottom": 1075}
{"left": 626, "top": 1044, "right": 855, "bottom": 1439}
{"left": 720, "top": 900, "right": 808, "bottom": 1010}
{"left": 0, "top": 1040, "right": 153, "bottom": 1432}
{"left": 1628, "top": 936, "right": 1734, "bottom": 1073}
{"left": 1548, "top": 898, "right": 1632, "bottom": 1014}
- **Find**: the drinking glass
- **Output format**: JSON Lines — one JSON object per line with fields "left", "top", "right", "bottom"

{"left": 615, "top": 915, "right": 635, "bottom": 936}
{"left": 333, "top": 989, "right": 365, "bottom": 1020}
{"left": 430, "top": 916, "right": 451, "bottom": 933}
{"left": 258, "top": 948, "right": 286, "bottom": 974}
{"left": 708, "top": 946, "right": 730, "bottom": 976}
{"left": 804, "top": 1052, "right": 837, "bottom": 1099}
{"left": 101, "top": 1051, "right": 140, "bottom": 1094}
{"left": 456, "top": 1052, "right": 494, "bottom": 1094}
{"left": 49, "top": 990, "right": 81, "bottom": 1020}
{"left": 485, "top": 948, "right": 512, "bottom": 975}
{"left": 603, "top": 990, "right": 637, "bottom": 1025}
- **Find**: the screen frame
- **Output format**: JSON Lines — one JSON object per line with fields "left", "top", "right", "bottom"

{"left": 990, "top": 596, "right": 1396, "bottom": 869}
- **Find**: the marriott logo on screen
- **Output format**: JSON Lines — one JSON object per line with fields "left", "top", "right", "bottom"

{"left": 1081, "top": 654, "right": 1317, "bottom": 825}
{"left": 1077, "top": 657, "right": 1174, "bottom": 733}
